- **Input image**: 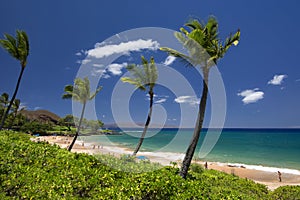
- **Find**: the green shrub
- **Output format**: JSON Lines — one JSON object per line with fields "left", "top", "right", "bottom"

{"left": 270, "top": 185, "right": 300, "bottom": 200}
{"left": 189, "top": 163, "right": 204, "bottom": 174}
{"left": 0, "top": 130, "right": 297, "bottom": 199}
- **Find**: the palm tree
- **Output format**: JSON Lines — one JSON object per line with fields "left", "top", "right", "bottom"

{"left": 160, "top": 16, "right": 240, "bottom": 178}
{"left": 0, "top": 30, "right": 29, "bottom": 130}
{"left": 62, "top": 77, "right": 102, "bottom": 151}
{"left": 121, "top": 56, "right": 158, "bottom": 156}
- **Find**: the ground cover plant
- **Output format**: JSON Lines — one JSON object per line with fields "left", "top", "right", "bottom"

{"left": 1, "top": 130, "right": 299, "bottom": 199}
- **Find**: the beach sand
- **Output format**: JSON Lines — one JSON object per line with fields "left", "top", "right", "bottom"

{"left": 31, "top": 136, "right": 300, "bottom": 191}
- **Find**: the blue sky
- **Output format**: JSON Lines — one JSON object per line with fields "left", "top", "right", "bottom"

{"left": 0, "top": 0, "right": 300, "bottom": 128}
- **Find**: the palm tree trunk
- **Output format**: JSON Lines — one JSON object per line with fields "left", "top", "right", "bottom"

{"left": 68, "top": 102, "right": 86, "bottom": 151}
{"left": 179, "top": 68, "right": 209, "bottom": 179}
{"left": 132, "top": 91, "right": 154, "bottom": 156}
{"left": 0, "top": 67, "right": 25, "bottom": 130}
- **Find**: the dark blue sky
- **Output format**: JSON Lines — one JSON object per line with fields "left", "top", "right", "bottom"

{"left": 0, "top": 0, "right": 299, "bottom": 128}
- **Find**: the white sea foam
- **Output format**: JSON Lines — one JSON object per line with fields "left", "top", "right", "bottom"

{"left": 142, "top": 151, "right": 185, "bottom": 161}
{"left": 137, "top": 151, "right": 300, "bottom": 175}
{"left": 218, "top": 162, "right": 300, "bottom": 175}
{"left": 101, "top": 146, "right": 131, "bottom": 154}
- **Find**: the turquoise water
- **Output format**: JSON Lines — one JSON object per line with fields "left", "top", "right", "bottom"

{"left": 82, "top": 128, "right": 300, "bottom": 170}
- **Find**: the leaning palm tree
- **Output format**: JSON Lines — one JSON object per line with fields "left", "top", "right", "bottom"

{"left": 62, "top": 77, "right": 102, "bottom": 151}
{"left": 121, "top": 56, "right": 158, "bottom": 156}
{"left": 0, "top": 30, "right": 29, "bottom": 130}
{"left": 161, "top": 16, "right": 240, "bottom": 178}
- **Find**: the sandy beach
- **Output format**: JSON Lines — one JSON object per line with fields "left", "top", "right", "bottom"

{"left": 31, "top": 136, "right": 300, "bottom": 191}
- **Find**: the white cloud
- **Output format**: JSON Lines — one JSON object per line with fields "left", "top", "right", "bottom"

{"left": 82, "top": 59, "right": 91, "bottom": 64}
{"left": 91, "top": 68, "right": 105, "bottom": 77}
{"left": 19, "top": 103, "right": 27, "bottom": 110}
{"left": 174, "top": 96, "right": 199, "bottom": 105}
{"left": 87, "top": 39, "right": 160, "bottom": 58}
{"left": 154, "top": 98, "right": 167, "bottom": 104}
{"left": 34, "top": 106, "right": 42, "bottom": 111}
{"left": 75, "top": 50, "right": 88, "bottom": 56}
{"left": 268, "top": 74, "right": 287, "bottom": 85}
{"left": 76, "top": 59, "right": 91, "bottom": 65}
{"left": 91, "top": 63, "right": 126, "bottom": 78}
{"left": 107, "top": 63, "right": 127, "bottom": 75}
{"left": 163, "top": 56, "right": 176, "bottom": 66}
{"left": 296, "top": 79, "right": 300, "bottom": 82}
{"left": 146, "top": 94, "right": 158, "bottom": 98}
{"left": 237, "top": 88, "right": 264, "bottom": 104}
{"left": 146, "top": 94, "right": 168, "bottom": 104}
{"left": 102, "top": 74, "right": 111, "bottom": 79}
{"left": 93, "top": 64, "right": 104, "bottom": 68}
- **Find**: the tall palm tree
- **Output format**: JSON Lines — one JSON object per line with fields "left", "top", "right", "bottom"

{"left": 161, "top": 16, "right": 240, "bottom": 178}
{"left": 121, "top": 56, "right": 158, "bottom": 156}
{"left": 0, "top": 30, "right": 29, "bottom": 130}
{"left": 62, "top": 77, "right": 102, "bottom": 151}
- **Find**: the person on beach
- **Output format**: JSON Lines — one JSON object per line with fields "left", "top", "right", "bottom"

{"left": 278, "top": 171, "right": 282, "bottom": 182}
{"left": 204, "top": 162, "right": 208, "bottom": 169}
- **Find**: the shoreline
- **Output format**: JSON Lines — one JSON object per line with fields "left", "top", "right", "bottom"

{"left": 31, "top": 136, "right": 300, "bottom": 191}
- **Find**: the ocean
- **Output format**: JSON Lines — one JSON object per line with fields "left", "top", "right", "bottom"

{"left": 81, "top": 128, "right": 300, "bottom": 173}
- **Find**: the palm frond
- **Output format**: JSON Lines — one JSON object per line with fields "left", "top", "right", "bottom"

{"left": 160, "top": 47, "right": 194, "bottom": 66}
{"left": 16, "top": 30, "right": 30, "bottom": 65}
{"left": 126, "top": 64, "right": 147, "bottom": 84}
{"left": 0, "top": 38, "right": 18, "bottom": 58}
{"left": 206, "top": 17, "right": 218, "bottom": 40}
{"left": 174, "top": 31, "right": 188, "bottom": 46}
{"left": 5, "top": 34, "right": 17, "bottom": 49}
{"left": 141, "top": 56, "right": 151, "bottom": 83}
{"left": 62, "top": 93, "right": 73, "bottom": 99}
{"left": 0, "top": 30, "right": 29, "bottom": 67}
{"left": 64, "top": 85, "right": 73, "bottom": 93}
{"left": 89, "top": 86, "right": 103, "bottom": 100}
{"left": 121, "top": 77, "right": 146, "bottom": 91}
{"left": 62, "top": 77, "right": 102, "bottom": 103}
{"left": 185, "top": 19, "right": 203, "bottom": 31}
{"left": 149, "top": 56, "right": 158, "bottom": 88}
{"left": 223, "top": 29, "right": 241, "bottom": 51}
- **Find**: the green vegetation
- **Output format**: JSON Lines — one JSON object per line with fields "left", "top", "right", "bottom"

{"left": 0, "top": 30, "right": 29, "bottom": 130}
{"left": 1, "top": 130, "right": 299, "bottom": 199}
{"left": 58, "top": 114, "right": 75, "bottom": 131}
{"left": 63, "top": 77, "right": 103, "bottom": 151}
{"left": 19, "top": 121, "right": 53, "bottom": 134}
{"left": 161, "top": 17, "right": 240, "bottom": 178}
{"left": 0, "top": 92, "right": 10, "bottom": 122}
{"left": 121, "top": 56, "right": 158, "bottom": 156}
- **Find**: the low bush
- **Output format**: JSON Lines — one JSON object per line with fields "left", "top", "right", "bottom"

{"left": 0, "top": 130, "right": 297, "bottom": 199}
